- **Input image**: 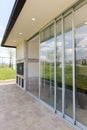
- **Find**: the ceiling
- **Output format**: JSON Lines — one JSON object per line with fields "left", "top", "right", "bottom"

{"left": 4, "top": 0, "right": 78, "bottom": 47}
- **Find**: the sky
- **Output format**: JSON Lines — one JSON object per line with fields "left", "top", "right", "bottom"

{"left": 0, "top": 0, "right": 16, "bottom": 57}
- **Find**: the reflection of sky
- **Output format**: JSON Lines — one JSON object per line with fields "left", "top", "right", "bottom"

{"left": 40, "top": 24, "right": 87, "bottom": 62}
{"left": 57, "top": 35, "right": 62, "bottom": 45}
{"left": 40, "top": 38, "right": 54, "bottom": 62}
{"left": 76, "top": 25, "right": 87, "bottom": 47}
{"left": 57, "top": 35, "right": 62, "bottom": 61}
{"left": 65, "top": 31, "right": 73, "bottom": 62}
{"left": 76, "top": 25, "right": 87, "bottom": 59}
{"left": 65, "top": 31, "right": 72, "bottom": 48}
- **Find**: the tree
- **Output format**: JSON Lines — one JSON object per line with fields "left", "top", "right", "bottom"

{"left": 7, "top": 48, "right": 16, "bottom": 68}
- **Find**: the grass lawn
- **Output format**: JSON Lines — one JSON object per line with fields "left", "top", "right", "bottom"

{"left": 0, "top": 67, "right": 16, "bottom": 80}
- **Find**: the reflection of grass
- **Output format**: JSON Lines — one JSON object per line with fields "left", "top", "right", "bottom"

{"left": 65, "top": 65, "right": 72, "bottom": 87}
{"left": 41, "top": 63, "right": 54, "bottom": 81}
{"left": 76, "top": 66, "right": 87, "bottom": 90}
{"left": 41, "top": 63, "right": 87, "bottom": 90}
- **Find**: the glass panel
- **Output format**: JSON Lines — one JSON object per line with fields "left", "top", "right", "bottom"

{"left": 40, "top": 31, "right": 55, "bottom": 107}
{"left": 19, "top": 77, "right": 20, "bottom": 86}
{"left": 16, "top": 76, "right": 18, "bottom": 84}
{"left": 27, "top": 36, "right": 39, "bottom": 98}
{"left": 40, "top": 42, "right": 45, "bottom": 99}
{"left": 56, "top": 19, "right": 62, "bottom": 112}
{"left": 75, "top": 4, "right": 87, "bottom": 126}
{"left": 40, "top": 24, "right": 54, "bottom": 42}
{"left": 64, "top": 14, "right": 73, "bottom": 117}
{"left": 22, "top": 78, "right": 24, "bottom": 88}
{"left": 44, "top": 27, "right": 50, "bottom": 40}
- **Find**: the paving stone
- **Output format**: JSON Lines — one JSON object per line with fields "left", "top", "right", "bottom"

{"left": 0, "top": 83, "right": 76, "bottom": 130}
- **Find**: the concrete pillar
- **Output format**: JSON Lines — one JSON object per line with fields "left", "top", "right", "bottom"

{"left": 24, "top": 40, "right": 28, "bottom": 91}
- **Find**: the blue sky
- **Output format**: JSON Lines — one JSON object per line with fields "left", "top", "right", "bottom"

{"left": 0, "top": 0, "right": 15, "bottom": 57}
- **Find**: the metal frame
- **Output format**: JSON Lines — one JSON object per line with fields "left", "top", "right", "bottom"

{"left": 56, "top": 17, "right": 63, "bottom": 115}
{"left": 54, "top": 20, "right": 57, "bottom": 111}
{"left": 74, "top": 0, "right": 87, "bottom": 11}
{"left": 61, "top": 15, "right": 65, "bottom": 117}
{"left": 39, "top": 33, "right": 41, "bottom": 99}
{"left": 63, "top": 11, "right": 74, "bottom": 123}
{"left": 72, "top": 9, "right": 76, "bottom": 125}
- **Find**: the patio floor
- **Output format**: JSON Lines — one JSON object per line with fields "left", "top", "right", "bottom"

{"left": 0, "top": 83, "right": 76, "bottom": 130}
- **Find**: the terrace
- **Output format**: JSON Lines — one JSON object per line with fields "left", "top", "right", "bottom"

{"left": 0, "top": 82, "right": 75, "bottom": 130}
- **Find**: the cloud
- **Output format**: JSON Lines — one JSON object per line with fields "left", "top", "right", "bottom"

{"left": 57, "top": 41, "right": 62, "bottom": 47}
{"left": 77, "top": 36, "right": 87, "bottom": 48}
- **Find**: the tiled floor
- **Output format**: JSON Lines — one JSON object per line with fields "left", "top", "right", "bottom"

{"left": 0, "top": 83, "right": 76, "bottom": 130}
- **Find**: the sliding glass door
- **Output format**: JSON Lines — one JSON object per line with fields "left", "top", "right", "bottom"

{"left": 56, "top": 19, "right": 62, "bottom": 112}
{"left": 75, "top": 3, "right": 87, "bottom": 126}
{"left": 64, "top": 13, "right": 73, "bottom": 118}
{"left": 40, "top": 24, "right": 55, "bottom": 107}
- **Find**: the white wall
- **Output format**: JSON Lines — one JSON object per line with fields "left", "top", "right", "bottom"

{"left": 16, "top": 41, "right": 25, "bottom": 60}
{"left": 28, "top": 38, "right": 39, "bottom": 59}
{"left": 28, "top": 36, "right": 39, "bottom": 78}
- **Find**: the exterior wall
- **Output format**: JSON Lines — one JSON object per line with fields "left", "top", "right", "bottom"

{"left": 16, "top": 41, "right": 25, "bottom": 89}
{"left": 28, "top": 39, "right": 39, "bottom": 78}
{"left": 16, "top": 41, "right": 25, "bottom": 61}
{"left": 15, "top": 1, "right": 87, "bottom": 130}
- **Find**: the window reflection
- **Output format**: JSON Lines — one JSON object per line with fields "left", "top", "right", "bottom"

{"left": 76, "top": 25, "right": 87, "bottom": 125}
{"left": 40, "top": 38, "right": 55, "bottom": 107}
{"left": 56, "top": 19, "right": 62, "bottom": 112}
{"left": 75, "top": 4, "right": 87, "bottom": 126}
{"left": 64, "top": 14, "right": 73, "bottom": 118}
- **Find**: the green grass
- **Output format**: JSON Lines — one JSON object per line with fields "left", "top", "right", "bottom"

{"left": 0, "top": 67, "right": 16, "bottom": 80}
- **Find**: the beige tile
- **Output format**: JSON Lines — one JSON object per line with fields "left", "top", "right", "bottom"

{"left": 0, "top": 83, "right": 75, "bottom": 130}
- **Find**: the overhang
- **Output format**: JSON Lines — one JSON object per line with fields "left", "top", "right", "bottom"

{"left": 1, "top": 0, "right": 78, "bottom": 47}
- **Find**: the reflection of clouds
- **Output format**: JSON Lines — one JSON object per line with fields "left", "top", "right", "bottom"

{"left": 41, "top": 47, "right": 50, "bottom": 51}
{"left": 40, "top": 40, "right": 54, "bottom": 62}
{"left": 76, "top": 33, "right": 87, "bottom": 39}
{"left": 77, "top": 36, "right": 87, "bottom": 48}
{"left": 57, "top": 41, "right": 62, "bottom": 47}
{"left": 41, "top": 41, "right": 54, "bottom": 52}
{"left": 65, "top": 36, "right": 71, "bottom": 41}
{"left": 65, "top": 41, "right": 69, "bottom": 45}
{"left": 65, "top": 49, "right": 73, "bottom": 61}
{"left": 76, "top": 47, "right": 87, "bottom": 59}
{"left": 65, "top": 49, "right": 72, "bottom": 55}
{"left": 76, "top": 36, "right": 87, "bottom": 59}
{"left": 40, "top": 56, "right": 46, "bottom": 61}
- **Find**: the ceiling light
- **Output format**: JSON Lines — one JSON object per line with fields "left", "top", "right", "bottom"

{"left": 19, "top": 32, "right": 23, "bottom": 35}
{"left": 85, "top": 22, "right": 87, "bottom": 25}
{"left": 32, "top": 18, "right": 35, "bottom": 21}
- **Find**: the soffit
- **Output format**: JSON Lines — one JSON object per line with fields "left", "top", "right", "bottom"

{"left": 5, "top": 0, "right": 77, "bottom": 47}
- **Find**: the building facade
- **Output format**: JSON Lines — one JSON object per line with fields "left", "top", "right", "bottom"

{"left": 1, "top": 0, "right": 87, "bottom": 129}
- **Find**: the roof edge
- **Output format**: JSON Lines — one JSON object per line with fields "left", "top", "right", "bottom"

{"left": 1, "top": 0, "right": 26, "bottom": 47}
